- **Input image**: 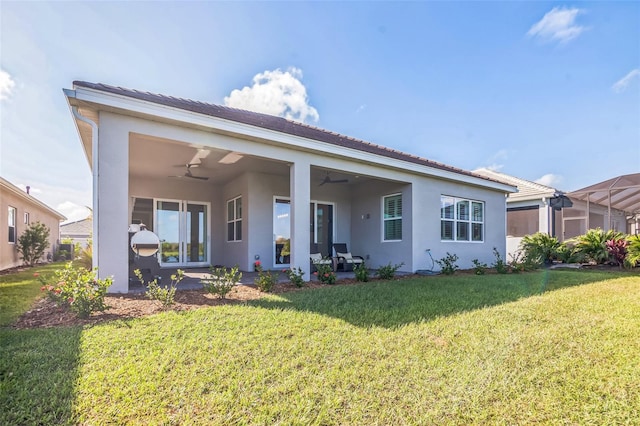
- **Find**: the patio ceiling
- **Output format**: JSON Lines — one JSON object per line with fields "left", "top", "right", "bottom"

{"left": 567, "top": 173, "right": 640, "bottom": 214}
{"left": 129, "top": 133, "right": 369, "bottom": 187}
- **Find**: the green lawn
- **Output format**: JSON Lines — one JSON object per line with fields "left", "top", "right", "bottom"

{"left": 1, "top": 269, "right": 639, "bottom": 424}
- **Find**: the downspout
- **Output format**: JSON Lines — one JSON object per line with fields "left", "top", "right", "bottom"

{"left": 71, "top": 106, "right": 99, "bottom": 271}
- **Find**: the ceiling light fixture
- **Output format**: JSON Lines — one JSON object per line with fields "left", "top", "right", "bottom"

{"left": 219, "top": 152, "right": 244, "bottom": 164}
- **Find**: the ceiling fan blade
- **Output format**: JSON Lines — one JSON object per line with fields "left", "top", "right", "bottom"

{"left": 173, "top": 163, "right": 200, "bottom": 168}
{"left": 330, "top": 179, "right": 349, "bottom": 184}
{"left": 188, "top": 175, "right": 209, "bottom": 180}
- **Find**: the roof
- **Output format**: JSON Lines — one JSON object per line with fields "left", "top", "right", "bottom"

{"left": 568, "top": 173, "right": 640, "bottom": 214}
{"left": 473, "top": 168, "right": 560, "bottom": 201}
{"left": 70, "top": 81, "right": 512, "bottom": 190}
{"left": 0, "top": 177, "right": 67, "bottom": 221}
{"left": 60, "top": 217, "right": 92, "bottom": 236}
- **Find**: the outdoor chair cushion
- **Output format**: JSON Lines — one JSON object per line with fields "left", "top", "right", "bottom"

{"left": 336, "top": 252, "right": 363, "bottom": 263}
{"left": 310, "top": 253, "right": 332, "bottom": 264}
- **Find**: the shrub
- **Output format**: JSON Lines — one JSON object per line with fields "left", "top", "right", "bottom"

{"left": 38, "top": 262, "right": 111, "bottom": 318}
{"left": 471, "top": 259, "right": 487, "bottom": 275}
{"left": 354, "top": 263, "right": 370, "bottom": 282}
{"left": 572, "top": 228, "right": 625, "bottom": 264}
{"left": 492, "top": 247, "right": 509, "bottom": 274}
{"left": 54, "top": 249, "right": 70, "bottom": 261}
{"left": 376, "top": 262, "right": 405, "bottom": 280}
{"left": 626, "top": 234, "right": 640, "bottom": 268}
{"left": 313, "top": 262, "right": 337, "bottom": 284}
{"left": 606, "top": 238, "right": 628, "bottom": 268}
{"left": 202, "top": 266, "right": 242, "bottom": 299}
{"left": 283, "top": 266, "right": 305, "bottom": 288}
{"left": 74, "top": 242, "right": 93, "bottom": 270}
{"left": 135, "top": 269, "right": 184, "bottom": 308}
{"left": 255, "top": 267, "right": 278, "bottom": 292}
{"left": 519, "top": 232, "right": 563, "bottom": 266}
{"left": 436, "top": 253, "right": 458, "bottom": 275}
{"left": 17, "top": 221, "right": 51, "bottom": 266}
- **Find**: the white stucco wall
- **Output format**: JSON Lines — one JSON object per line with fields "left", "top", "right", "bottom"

{"left": 89, "top": 109, "right": 511, "bottom": 291}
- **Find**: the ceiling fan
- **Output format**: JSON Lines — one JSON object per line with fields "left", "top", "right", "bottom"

{"left": 319, "top": 172, "right": 348, "bottom": 186}
{"left": 169, "top": 164, "right": 209, "bottom": 181}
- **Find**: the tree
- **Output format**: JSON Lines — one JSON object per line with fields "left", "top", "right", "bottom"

{"left": 17, "top": 221, "right": 51, "bottom": 267}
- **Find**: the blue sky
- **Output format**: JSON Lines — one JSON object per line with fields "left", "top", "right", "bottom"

{"left": 1, "top": 1, "right": 638, "bottom": 222}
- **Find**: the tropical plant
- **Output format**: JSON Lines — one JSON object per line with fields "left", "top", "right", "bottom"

{"left": 519, "top": 232, "right": 563, "bottom": 266}
{"left": 492, "top": 247, "right": 509, "bottom": 274}
{"left": 202, "top": 265, "right": 242, "bottom": 299}
{"left": 135, "top": 269, "right": 184, "bottom": 308}
{"left": 284, "top": 266, "right": 305, "bottom": 288}
{"left": 435, "top": 253, "right": 458, "bottom": 275}
{"left": 471, "top": 259, "right": 487, "bottom": 275}
{"left": 17, "top": 221, "right": 51, "bottom": 266}
{"left": 313, "top": 262, "right": 337, "bottom": 284}
{"left": 255, "top": 267, "right": 278, "bottom": 292}
{"left": 625, "top": 234, "right": 640, "bottom": 268}
{"left": 38, "top": 262, "right": 112, "bottom": 318}
{"left": 606, "top": 238, "right": 628, "bottom": 268}
{"left": 376, "top": 262, "right": 405, "bottom": 280}
{"left": 354, "top": 263, "right": 370, "bottom": 282}
{"left": 572, "top": 228, "right": 625, "bottom": 264}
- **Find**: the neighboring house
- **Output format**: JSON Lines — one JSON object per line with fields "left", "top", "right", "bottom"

{"left": 60, "top": 215, "right": 92, "bottom": 247}
{"left": 0, "top": 177, "right": 66, "bottom": 271}
{"left": 475, "top": 168, "right": 634, "bottom": 259}
{"left": 64, "top": 81, "right": 516, "bottom": 293}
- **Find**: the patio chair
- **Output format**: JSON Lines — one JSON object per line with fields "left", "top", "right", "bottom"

{"left": 332, "top": 243, "right": 364, "bottom": 272}
{"left": 310, "top": 252, "right": 335, "bottom": 272}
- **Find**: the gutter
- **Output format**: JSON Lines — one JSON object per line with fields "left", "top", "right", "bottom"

{"left": 66, "top": 93, "right": 99, "bottom": 271}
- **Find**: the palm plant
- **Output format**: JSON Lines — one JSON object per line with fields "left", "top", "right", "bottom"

{"left": 571, "top": 228, "right": 625, "bottom": 264}
{"left": 625, "top": 234, "right": 640, "bottom": 268}
{"left": 519, "top": 232, "right": 563, "bottom": 266}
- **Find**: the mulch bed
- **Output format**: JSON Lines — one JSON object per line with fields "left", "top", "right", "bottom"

{"left": 10, "top": 277, "right": 393, "bottom": 330}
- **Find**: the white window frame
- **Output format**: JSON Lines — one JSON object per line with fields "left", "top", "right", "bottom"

{"left": 441, "top": 196, "right": 484, "bottom": 242}
{"left": 382, "top": 193, "right": 402, "bottom": 242}
{"left": 227, "top": 196, "right": 242, "bottom": 242}
{"left": 8, "top": 206, "right": 16, "bottom": 244}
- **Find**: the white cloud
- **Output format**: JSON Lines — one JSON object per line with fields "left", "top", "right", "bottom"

{"left": 527, "top": 7, "right": 587, "bottom": 44}
{"left": 0, "top": 68, "right": 16, "bottom": 101}
{"left": 224, "top": 67, "right": 319, "bottom": 123}
{"left": 612, "top": 69, "right": 640, "bottom": 93}
{"left": 56, "top": 202, "right": 91, "bottom": 224}
{"left": 484, "top": 149, "right": 509, "bottom": 171}
{"left": 356, "top": 104, "right": 367, "bottom": 114}
{"left": 535, "top": 173, "right": 563, "bottom": 187}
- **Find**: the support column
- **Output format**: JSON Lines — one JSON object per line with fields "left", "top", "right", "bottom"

{"left": 290, "top": 161, "right": 311, "bottom": 281}
{"left": 97, "top": 113, "right": 130, "bottom": 293}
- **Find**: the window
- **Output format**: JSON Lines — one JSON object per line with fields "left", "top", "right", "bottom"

{"left": 227, "top": 196, "right": 242, "bottom": 241}
{"left": 8, "top": 206, "right": 16, "bottom": 244}
{"left": 383, "top": 194, "right": 402, "bottom": 241}
{"left": 24, "top": 212, "right": 30, "bottom": 225}
{"left": 441, "top": 196, "right": 484, "bottom": 242}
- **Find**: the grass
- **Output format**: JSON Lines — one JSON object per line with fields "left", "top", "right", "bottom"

{"left": 0, "top": 262, "right": 61, "bottom": 326}
{"left": 1, "top": 269, "right": 639, "bottom": 424}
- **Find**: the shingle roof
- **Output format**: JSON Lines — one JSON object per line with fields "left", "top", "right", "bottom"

{"left": 473, "top": 168, "right": 560, "bottom": 200}
{"left": 60, "top": 217, "right": 92, "bottom": 236}
{"left": 73, "top": 81, "right": 505, "bottom": 186}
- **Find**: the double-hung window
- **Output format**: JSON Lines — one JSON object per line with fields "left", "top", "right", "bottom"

{"left": 227, "top": 196, "right": 242, "bottom": 241}
{"left": 441, "top": 196, "right": 484, "bottom": 242}
{"left": 383, "top": 193, "right": 402, "bottom": 241}
{"left": 8, "top": 207, "right": 16, "bottom": 244}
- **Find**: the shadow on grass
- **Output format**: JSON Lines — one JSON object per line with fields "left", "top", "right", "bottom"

{"left": 0, "top": 327, "right": 82, "bottom": 425}
{"left": 248, "top": 270, "right": 627, "bottom": 328}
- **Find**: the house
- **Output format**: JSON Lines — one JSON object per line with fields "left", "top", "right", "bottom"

{"left": 474, "top": 168, "right": 634, "bottom": 258}
{"left": 64, "top": 81, "right": 516, "bottom": 293}
{"left": 60, "top": 215, "right": 92, "bottom": 247}
{"left": 1, "top": 177, "right": 66, "bottom": 271}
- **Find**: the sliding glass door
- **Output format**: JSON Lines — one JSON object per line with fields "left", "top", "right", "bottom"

{"left": 155, "top": 199, "right": 209, "bottom": 267}
{"left": 273, "top": 198, "right": 335, "bottom": 267}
